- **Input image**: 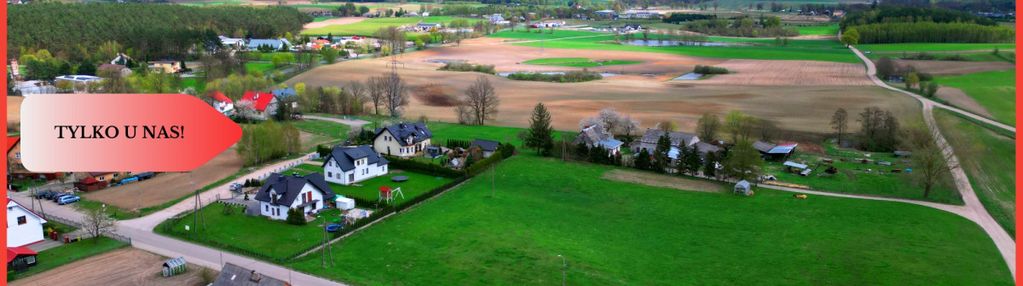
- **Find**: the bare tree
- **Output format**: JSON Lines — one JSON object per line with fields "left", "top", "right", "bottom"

{"left": 910, "top": 133, "right": 956, "bottom": 198}
{"left": 461, "top": 76, "right": 499, "bottom": 125}
{"left": 367, "top": 76, "right": 386, "bottom": 115}
{"left": 383, "top": 72, "right": 409, "bottom": 118}
{"left": 347, "top": 80, "right": 367, "bottom": 105}
{"left": 620, "top": 115, "right": 640, "bottom": 138}
{"left": 80, "top": 205, "right": 115, "bottom": 241}
{"left": 830, "top": 108, "right": 848, "bottom": 146}
{"left": 696, "top": 113, "right": 720, "bottom": 141}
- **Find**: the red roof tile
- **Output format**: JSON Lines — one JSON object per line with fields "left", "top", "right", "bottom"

{"left": 210, "top": 91, "right": 232, "bottom": 104}
{"left": 240, "top": 91, "right": 274, "bottom": 112}
{"left": 7, "top": 136, "right": 20, "bottom": 154}
{"left": 7, "top": 246, "right": 37, "bottom": 263}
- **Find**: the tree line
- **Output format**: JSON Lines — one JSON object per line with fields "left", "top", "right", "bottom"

{"left": 845, "top": 22, "right": 1013, "bottom": 44}
{"left": 9, "top": 3, "right": 310, "bottom": 61}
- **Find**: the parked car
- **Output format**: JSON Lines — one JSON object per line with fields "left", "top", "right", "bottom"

{"left": 136, "top": 172, "right": 156, "bottom": 180}
{"left": 34, "top": 190, "right": 54, "bottom": 199}
{"left": 229, "top": 183, "right": 243, "bottom": 193}
{"left": 57, "top": 195, "right": 80, "bottom": 205}
{"left": 52, "top": 194, "right": 72, "bottom": 202}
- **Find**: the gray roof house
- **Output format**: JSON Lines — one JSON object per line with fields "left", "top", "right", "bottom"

{"left": 576, "top": 124, "right": 623, "bottom": 154}
{"left": 631, "top": 129, "right": 700, "bottom": 154}
{"left": 323, "top": 145, "right": 389, "bottom": 172}
{"left": 322, "top": 145, "right": 389, "bottom": 185}
{"left": 254, "top": 173, "right": 334, "bottom": 209}
{"left": 213, "top": 262, "right": 287, "bottom": 286}
{"left": 471, "top": 139, "right": 500, "bottom": 158}
{"left": 375, "top": 122, "right": 432, "bottom": 147}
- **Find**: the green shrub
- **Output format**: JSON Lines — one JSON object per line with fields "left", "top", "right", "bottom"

{"left": 438, "top": 62, "right": 496, "bottom": 74}
{"left": 286, "top": 208, "right": 306, "bottom": 225}
{"left": 507, "top": 70, "right": 602, "bottom": 83}
{"left": 694, "top": 65, "right": 729, "bottom": 75}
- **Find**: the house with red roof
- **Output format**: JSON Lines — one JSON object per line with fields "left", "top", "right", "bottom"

{"left": 238, "top": 91, "right": 278, "bottom": 120}
{"left": 7, "top": 136, "right": 66, "bottom": 182}
{"left": 209, "top": 91, "right": 235, "bottom": 116}
{"left": 7, "top": 199, "right": 47, "bottom": 247}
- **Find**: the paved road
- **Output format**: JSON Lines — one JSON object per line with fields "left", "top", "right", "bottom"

{"left": 10, "top": 153, "right": 349, "bottom": 286}
{"left": 850, "top": 45, "right": 1016, "bottom": 279}
{"left": 303, "top": 115, "right": 371, "bottom": 130}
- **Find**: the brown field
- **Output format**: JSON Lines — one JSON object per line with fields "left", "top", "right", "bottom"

{"left": 10, "top": 248, "right": 211, "bottom": 286}
{"left": 82, "top": 147, "right": 243, "bottom": 210}
{"left": 602, "top": 169, "right": 724, "bottom": 193}
{"left": 894, "top": 60, "right": 1014, "bottom": 76}
{"left": 288, "top": 37, "right": 921, "bottom": 135}
{"left": 936, "top": 86, "right": 993, "bottom": 118}
{"left": 691, "top": 59, "right": 872, "bottom": 86}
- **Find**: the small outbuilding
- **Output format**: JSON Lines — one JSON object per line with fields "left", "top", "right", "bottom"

{"left": 213, "top": 262, "right": 288, "bottom": 286}
{"left": 161, "top": 257, "right": 187, "bottom": 277}
{"left": 470, "top": 139, "right": 501, "bottom": 158}
{"left": 734, "top": 180, "right": 752, "bottom": 196}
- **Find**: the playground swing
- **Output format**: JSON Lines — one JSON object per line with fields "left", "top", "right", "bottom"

{"left": 378, "top": 186, "right": 406, "bottom": 204}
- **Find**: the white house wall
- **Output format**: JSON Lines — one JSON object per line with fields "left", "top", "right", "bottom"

{"left": 7, "top": 204, "right": 46, "bottom": 247}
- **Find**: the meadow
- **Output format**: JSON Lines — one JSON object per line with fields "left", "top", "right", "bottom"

{"left": 301, "top": 16, "right": 480, "bottom": 36}
{"left": 794, "top": 23, "right": 839, "bottom": 36}
{"left": 286, "top": 155, "right": 1011, "bottom": 285}
{"left": 291, "top": 119, "right": 351, "bottom": 140}
{"left": 858, "top": 43, "right": 1016, "bottom": 53}
{"left": 490, "top": 30, "right": 860, "bottom": 63}
{"left": 934, "top": 69, "right": 1016, "bottom": 125}
{"left": 935, "top": 110, "right": 1016, "bottom": 237}
{"left": 291, "top": 164, "right": 454, "bottom": 204}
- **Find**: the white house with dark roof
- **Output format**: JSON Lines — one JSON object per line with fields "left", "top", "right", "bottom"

{"left": 373, "top": 122, "right": 432, "bottom": 158}
{"left": 254, "top": 173, "right": 334, "bottom": 220}
{"left": 323, "top": 145, "right": 389, "bottom": 185}
{"left": 7, "top": 199, "right": 46, "bottom": 247}
{"left": 631, "top": 129, "right": 700, "bottom": 154}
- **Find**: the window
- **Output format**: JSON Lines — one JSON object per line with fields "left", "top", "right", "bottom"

{"left": 265, "top": 205, "right": 269, "bottom": 212}
{"left": 327, "top": 172, "right": 332, "bottom": 178}
{"left": 15, "top": 152, "right": 20, "bottom": 159}
{"left": 17, "top": 216, "right": 26, "bottom": 225}
{"left": 25, "top": 256, "right": 35, "bottom": 264}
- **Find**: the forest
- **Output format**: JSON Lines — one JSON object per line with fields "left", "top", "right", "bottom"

{"left": 840, "top": 5, "right": 998, "bottom": 28}
{"left": 8, "top": 3, "right": 310, "bottom": 61}
{"left": 847, "top": 22, "right": 1014, "bottom": 44}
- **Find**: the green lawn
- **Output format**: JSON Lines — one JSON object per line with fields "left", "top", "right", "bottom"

{"left": 7, "top": 237, "right": 128, "bottom": 281}
{"left": 157, "top": 203, "right": 341, "bottom": 261}
{"left": 765, "top": 142, "right": 960, "bottom": 204}
{"left": 287, "top": 155, "right": 1011, "bottom": 285}
{"left": 245, "top": 62, "right": 275, "bottom": 75}
{"left": 935, "top": 110, "right": 1016, "bottom": 237}
{"left": 291, "top": 164, "right": 454, "bottom": 205}
{"left": 522, "top": 57, "right": 642, "bottom": 68}
{"left": 795, "top": 23, "right": 839, "bottom": 36}
{"left": 933, "top": 69, "right": 1016, "bottom": 125}
{"left": 180, "top": 77, "right": 206, "bottom": 93}
{"left": 292, "top": 119, "right": 351, "bottom": 140}
{"left": 427, "top": 121, "right": 574, "bottom": 147}
{"left": 490, "top": 30, "right": 859, "bottom": 63}
{"left": 859, "top": 43, "right": 1016, "bottom": 53}
{"left": 301, "top": 16, "right": 480, "bottom": 36}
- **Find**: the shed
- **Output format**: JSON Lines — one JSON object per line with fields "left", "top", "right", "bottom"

{"left": 783, "top": 161, "right": 808, "bottom": 171}
{"left": 162, "top": 257, "right": 187, "bottom": 277}
{"left": 734, "top": 180, "right": 752, "bottom": 196}
{"left": 335, "top": 196, "right": 356, "bottom": 210}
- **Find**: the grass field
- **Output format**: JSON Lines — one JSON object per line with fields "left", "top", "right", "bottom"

{"left": 427, "top": 121, "right": 574, "bottom": 147}
{"left": 7, "top": 237, "right": 128, "bottom": 281}
{"left": 286, "top": 155, "right": 1011, "bottom": 285}
{"left": 795, "top": 23, "right": 839, "bottom": 36}
{"left": 245, "top": 62, "right": 275, "bottom": 75}
{"left": 490, "top": 30, "right": 859, "bottom": 63}
{"left": 522, "top": 57, "right": 642, "bottom": 67}
{"left": 935, "top": 110, "right": 1016, "bottom": 237}
{"left": 765, "top": 142, "right": 960, "bottom": 204}
{"left": 292, "top": 119, "right": 351, "bottom": 140}
{"left": 301, "top": 16, "right": 479, "bottom": 36}
{"left": 157, "top": 203, "right": 341, "bottom": 261}
{"left": 291, "top": 164, "right": 454, "bottom": 204}
{"left": 934, "top": 69, "right": 1016, "bottom": 125}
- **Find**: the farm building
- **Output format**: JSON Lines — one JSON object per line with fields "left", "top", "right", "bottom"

{"left": 148, "top": 61, "right": 182, "bottom": 74}
{"left": 74, "top": 177, "right": 109, "bottom": 192}
{"left": 255, "top": 173, "right": 335, "bottom": 220}
{"left": 734, "top": 180, "right": 752, "bottom": 196}
{"left": 631, "top": 129, "right": 700, "bottom": 154}
{"left": 470, "top": 139, "right": 501, "bottom": 158}
{"left": 753, "top": 141, "right": 798, "bottom": 161}
{"left": 322, "top": 145, "right": 389, "bottom": 185}
{"left": 575, "top": 124, "right": 623, "bottom": 155}
{"left": 246, "top": 38, "right": 291, "bottom": 51}
{"left": 6, "top": 199, "right": 47, "bottom": 247}
{"left": 412, "top": 23, "right": 442, "bottom": 32}
{"left": 218, "top": 36, "right": 245, "bottom": 49}
{"left": 7, "top": 246, "right": 38, "bottom": 272}
{"left": 213, "top": 262, "right": 288, "bottom": 286}
{"left": 373, "top": 122, "right": 433, "bottom": 158}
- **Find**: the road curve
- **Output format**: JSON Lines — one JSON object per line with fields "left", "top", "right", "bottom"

{"left": 850, "top": 45, "right": 1016, "bottom": 279}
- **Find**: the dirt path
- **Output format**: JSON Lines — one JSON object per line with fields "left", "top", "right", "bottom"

{"left": 10, "top": 248, "right": 210, "bottom": 286}
{"left": 851, "top": 45, "right": 1016, "bottom": 279}
{"left": 302, "top": 115, "right": 370, "bottom": 129}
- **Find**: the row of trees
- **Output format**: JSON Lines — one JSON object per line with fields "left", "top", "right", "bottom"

{"left": 846, "top": 22, "right": 1013, "bottom": 44}
{"left": 10, "top": 3, "right": 310, "bottom": 60}
{"left": 829, "top": 107, "right": 901, "bottom": 152}
{"left": 235, "top": 121, "right": 302, "bottom": 166}
{"left": 682, "top": 16, "right": 796, "bottom": 38}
